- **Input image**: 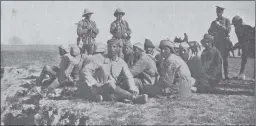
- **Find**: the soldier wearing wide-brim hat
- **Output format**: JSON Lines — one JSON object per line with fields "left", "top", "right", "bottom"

{"left": 208, "top": 5, "right": 231, "bottom": 79}
{"left": 110, "top": 8, "right": 132, "bottom": 60}
{"left": 77, "top": 8, "right": 99, "bottom": 54}
{"left": 82, "top": 9, "right": 93, "bottom": 17}
{"left": 114, "top": 8, "right": 125, "bottom": 17}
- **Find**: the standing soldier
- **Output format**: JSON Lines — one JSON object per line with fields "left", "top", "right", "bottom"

{"left": 232, "top": 15, "right": 255, "bottom": 80}
{"left": 208, "top": 6, "right": 231, "bottom": 79}
{"left": 77, "top": 9, "right": 99, "bottom": 54}
{"left": 110, "top": 8, "right": 132, "bottom": 59}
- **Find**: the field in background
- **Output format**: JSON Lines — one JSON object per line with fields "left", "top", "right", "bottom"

{"left": 1, "top": 45, "right": 254, "bottom": 79}
{"left": 1, "top": 45, "right": 255, "bottom": 125}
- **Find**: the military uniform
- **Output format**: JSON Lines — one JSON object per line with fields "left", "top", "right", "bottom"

{"left": 208, "top": 6, "right": 231, "bottom": 79}
{"left": 77, "top": 9, "right": 99, "bottom": 54}
{"left": 110, "top": 8, "right": 132, "bottom": 59}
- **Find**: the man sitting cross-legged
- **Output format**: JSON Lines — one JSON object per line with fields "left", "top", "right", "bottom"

{"left": 79, "top": 38, "right": 148, "bottom": 104}
{"left": 142, "top": 40, "right": 196, "bottom": 98}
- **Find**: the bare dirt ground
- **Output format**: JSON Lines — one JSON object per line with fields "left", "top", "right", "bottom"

{"left": 1, "top": 57, "right": 255, "bottom": 125}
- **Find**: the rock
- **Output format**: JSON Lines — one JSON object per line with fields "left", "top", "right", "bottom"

{"left": 2, "top": 113, "right": 14, "bottom": 125}
{"left": 78, "top": 115, "right": 90, "bottom": 125}
{"left": 11, "top": 113, "right": 28, "bottom": 125}
{"left": 15, "top": 87, "right": 28, "bottom": 97}
{"left": 22, "top": 94, "right": 41, "bottom": 105}
{"left": 22, "top": 104, "right": 38, "bottom": 116}
{"left": 34, "top": 113, "right": 43, "bottom": 125}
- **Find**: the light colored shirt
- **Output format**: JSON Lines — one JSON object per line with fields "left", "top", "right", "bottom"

{"left": 81, "top": 54, "right": 139, "bottom": 93}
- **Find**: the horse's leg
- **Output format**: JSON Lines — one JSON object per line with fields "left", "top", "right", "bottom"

{"left": 198, "top": 44, "right": 201, "bottom": 51}
{"left": 232, "top": 49, "right": 235, "bottom": 57}
{"left": 238, "top": 49, "right": 241, "bottom": 56}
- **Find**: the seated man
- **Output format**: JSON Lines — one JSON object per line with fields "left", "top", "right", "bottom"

{"left": 130, "top": 42, "right": 158, "bottom": 94}
{"left": 201, "top": 34, "right": 223, "bottom": 87}
{"left": 36, "top": 44, "right": 86, "bottom": 89}
{"left": 80, "top": 38, "right": 148, "bottom": 104}
{"left": 123, "top": 41, "right": 134, "bottom": 68}
{"left": 143, "top": 40, "right": 195, "bottom": 98}
{"left": 179, "top": 42, "right": 209, "bottom": 93}
{"left": 144, "top": 39, "right": 161, "bottom": 74}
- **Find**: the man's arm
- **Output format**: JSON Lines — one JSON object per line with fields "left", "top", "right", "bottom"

{"left": 125, "top": 21, "right": 132, "bottom": 35}
{"left": 58, "top": 56, "right": 74, "bottom": 83}
{"left": 218, "top": 18, "right": 231, "bottom": 35}
{"left": 121, "top": 61, "right": 139, "bottom": 93}
{"left": 208, "top": 21, "right": 217, "bottom": 36}
{"left": 129, "top": 57, "right": 147, "bottom": 77}
{"left": 110, "top": 22, "right": 117, "bottom": 35}
{"left": 90, "top": 21, "right": 99, "bottom": 36}
{"left": 80, "top": 61, "right": 100, "bottom": 87}
{"left": 158, "top": 60, "right": 179, "bottom": 88}
{"left": 77, "top": 20, "right": 88, "bottom": 36}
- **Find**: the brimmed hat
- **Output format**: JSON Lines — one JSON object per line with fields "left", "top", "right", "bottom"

{"left": 114, "top": 8, "right": 125, "bottom": 17}
{"left": 159, "top": 39, "right": 177, "bottom": 54}
{"left": 144, "top": 39, "right": 155, "bottom": 48}
{"left": 70, "top": 45, "right": 80, "bottom": 56}
{"left": 82, "top": 9, "right": 93, "bottom": 17}
{"left": 59, "top": 44, "right": 70, "bottom": 53}
{"left": 232, "top": 15, "right": 243, "bottom": 25}
{"left": 216, "top": 6, "right": 225, "bottom": 12}
{"left": 201, "top": 34, "right": 214, "bottom": 44}
{"left": 95, "top": 43, "right": 107, "bottom": 53}
{"left": 133, "top": 42, "right": 144, "bottom": 52}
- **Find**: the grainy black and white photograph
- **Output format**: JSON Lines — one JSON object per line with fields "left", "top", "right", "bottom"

{"left": 1, "top": 1, "right": 255, "bottom": 125}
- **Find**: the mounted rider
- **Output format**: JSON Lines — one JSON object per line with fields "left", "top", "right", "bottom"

{"left": 77, "top": 9, "right": 99, "bottom": 54}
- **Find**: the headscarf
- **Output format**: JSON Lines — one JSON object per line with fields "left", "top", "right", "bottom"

{"left": 159, "top": 39, "right": 177, "bottom": 54}
{"left": 59, "top": 44, "right": 70, "bottom": 53}
{"left": 70, "top": 45, "right": 80, "bottom": 56}
{"left": 133, "top": 42, "right": 144, "bottom": 52}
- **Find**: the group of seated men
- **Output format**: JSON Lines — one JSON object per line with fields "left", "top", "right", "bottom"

{"left": 36, "top": 33, "right": 223, "bottom": 104}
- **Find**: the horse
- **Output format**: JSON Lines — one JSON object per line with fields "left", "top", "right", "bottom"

{"left": 173, "top": 33, "right": 201, "bottom": 56}
{"left": 187, "top": 41, "right": 201, "bottom": 56}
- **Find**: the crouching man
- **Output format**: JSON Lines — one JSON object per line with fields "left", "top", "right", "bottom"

{"left": 80, "top": 38, "right": 148, "bottom": 104}
{"left": 36, "top": 44, "right": 86, "bottom": 89}
{"left": 143, "top": 40, "right": 196, "bottom": 98}
{"left": 200, "top": 34, "right": 223, "bottom": 88}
